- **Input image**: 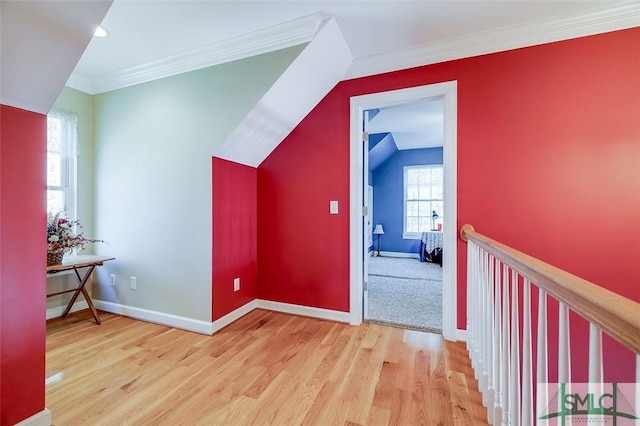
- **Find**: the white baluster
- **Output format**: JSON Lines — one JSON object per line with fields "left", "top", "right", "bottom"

{"left": 492, "top": 260, "right": 503, "bottom": 424}
{"left": 501, "top": 264, "right": 510, "bottom": 426}
{"left": 588, "top": 323, "right": 603, "bottom": 424}
{"left": 485, "top": 254, "right": 495, "bottom": 422}
{"left": 467, "top": 242, "right": 476, "bottom": 370}
{"left": 479, "top": 249, "right": 488, "bottom": 397}
{"left": 474, "top": 244, "right": 480, "bottom": 364}
{"left": 588, "top": 323, "right": 602, "bottom": 383}
{"left": 474, "top": 245, "right": 482, "bottom": 377}
{"left": 473, "top": 245, "right": 481, "bottom": 374}
{"left": 521, "top": 279, "right": 533, "bottom": 426}
{"left": 466, "top": 243, "right": 472, "bottom": 358}
{"left": 509, "top": 270, "right": 520, "bottom": 425}
{"left": 558, "top": 301, "right": 571, "bottom": 419}
{"left": 636, "top": 355, "right": 640, "bottom": 426}
{"left": 558, "top": 302, "right": 571, "bottom": 383}
{"left": 536, "top": 289, "right": 548, "bottom": 421}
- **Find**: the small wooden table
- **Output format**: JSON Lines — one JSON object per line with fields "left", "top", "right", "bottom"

{"left": 47, "top": 255, "right": 115, "bottom": 324}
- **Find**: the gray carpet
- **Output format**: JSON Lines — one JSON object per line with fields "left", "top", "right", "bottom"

{"left": 367, "top": 256, "right": 442, "bottom": 333}
{"left": 368, "top": 256, "right": 442, "bottom": 280}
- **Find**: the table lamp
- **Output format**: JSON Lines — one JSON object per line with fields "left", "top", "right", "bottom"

{"left": 431, "top": 210, "right": 439, "bottom": 231}
{"left": 373, "top": 224, "right": 384, "bottom": 257}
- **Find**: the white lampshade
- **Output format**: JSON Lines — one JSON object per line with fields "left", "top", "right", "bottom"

{"left": 373, "top": 224, "right": 384, "bottom": 235}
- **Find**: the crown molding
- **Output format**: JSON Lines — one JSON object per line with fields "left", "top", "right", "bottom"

{"left": 344, "top": 3, "right": 640, "bottom": 80}
{"left": 65, "top": 4, "right": 640, "bottom": 95}
{"left": 67, "top": 13, "right": 323, "bottom": 95}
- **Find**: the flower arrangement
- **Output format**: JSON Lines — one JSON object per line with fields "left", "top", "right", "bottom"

{"left": 47, "top": 211, "right": 104, "bottom": 255}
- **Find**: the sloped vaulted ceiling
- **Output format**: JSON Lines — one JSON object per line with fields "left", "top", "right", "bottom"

{"left": 214, "top": 17, "right": 352, "bottom": 168}
{"left": 0, "top": 0, "right": 113, "bottom": 114}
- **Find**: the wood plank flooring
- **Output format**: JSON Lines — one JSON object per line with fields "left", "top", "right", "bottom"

{"left": 46, "top": 309, "right": 488, "bottom": 425}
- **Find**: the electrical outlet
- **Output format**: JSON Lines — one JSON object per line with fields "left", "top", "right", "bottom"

{"left": 109, "top": 274, "right": 116, "bottom": 287}
{"left": 233, "top": 277, "right": 240, "bottom": 292}
{"left": 130, "top": 276, "right": 137, "bottom": 290}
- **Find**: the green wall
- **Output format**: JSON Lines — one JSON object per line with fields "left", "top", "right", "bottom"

{"left": 46, "top": 45, "right": 305, "bottom": 322}
{"left": 91, "top": 45, "right": 305, "bottom": 321}
{"left": 47, "top": 87, "right": 97, "bottom": 314}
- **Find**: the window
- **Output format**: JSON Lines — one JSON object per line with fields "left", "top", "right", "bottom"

{"left": 403, "top": 165, "right": 443, "bottom": 238}
{"left": 47, "top": 109, "right": 77, "bottom": 216}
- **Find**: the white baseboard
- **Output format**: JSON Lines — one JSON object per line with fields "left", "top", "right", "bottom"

{"left": 456, "top": 329, "right": 468, "bottom": 342}
{"left": 92, "top": 298, "right": 350, "bottom": 337}
{"left": 46, "top": 301, "right": 88, "bottom": 320}
{"left": 378, "top": 251, "right": 420, "bottom": 259}
{"left": 211, "top": 300, "right": 258, "bottom": 334}
{"left": 15, "top": 408, "right": 51, "bottom": 426}
{"left": 257, "top": 299, "right": 350, "bottom": 323}
{"left": 93, "top": 299, "right": 214, "bottom": 335}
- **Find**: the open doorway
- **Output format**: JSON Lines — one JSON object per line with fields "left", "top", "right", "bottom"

{"left": 364, "top": 100, "right": 445, "bottom": 332}
{"left": 349, "top": 81, "right": 459, "bottom": 341}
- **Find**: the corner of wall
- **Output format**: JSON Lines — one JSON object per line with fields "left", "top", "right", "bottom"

{"left": 212, "top": 157, "right": 258, "bottom": 321}
{"left": 0, "top": 105, "right": 47, "bottom": 425}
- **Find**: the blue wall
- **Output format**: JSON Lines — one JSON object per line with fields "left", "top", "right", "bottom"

{"left": 371, "top": 147, "right": 443, "bottom": 254}
{"left": 369, "top": 133, "right": 396, "bottom": 170}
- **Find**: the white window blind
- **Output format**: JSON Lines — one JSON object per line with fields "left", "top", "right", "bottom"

{"left": 403, "top": 165, "right": 443, "bottom": 238}
{"left": 47, "top": 109, "right": 78, "bottom": 216}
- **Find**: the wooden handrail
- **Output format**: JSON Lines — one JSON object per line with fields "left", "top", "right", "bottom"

{"left": 460, "top": 224, "right": 640, "bottom": 354}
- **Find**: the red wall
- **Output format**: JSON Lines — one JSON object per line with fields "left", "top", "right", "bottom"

{"left": 257, "top": 27, "right": 639, "bottom": 374}
{"left": 212, "top": 157, "right": 258, "bottom": 320}
{"left": 257, "top": 96, "right": 351, "bottom": 310}
{"left": 0, "top": 105, "right": 47, "bottom": 425}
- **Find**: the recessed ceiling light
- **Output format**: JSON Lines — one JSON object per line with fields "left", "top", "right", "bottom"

{"left": 94, "top": 26, "right": 109, "bottom": 38}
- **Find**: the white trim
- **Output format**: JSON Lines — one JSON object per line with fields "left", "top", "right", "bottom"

{"left": 378, "top": 251, "right": 419, "bottom": 259}
{"left": 91, "top": 298, "right": 349, "bottom": 336}
{"left": 456, "top": 329, "right": 468, "bottom": 342}
{"left": 441, "top": 82, "right": 458, "bottom": 342}
{"left": 210, "top": 300, "right": 258, "bottom": 334}
{"left": 46, "top": 300, "right": 88, "bottom": 320}
{"left": 402, "top": 233, "right": 421, "bottom": 240}
{"left": 64, "top": 5, "right": 640, "bottom": 95}
{"left": 350, "top": 82, "right": 458, "bottom": 340}
{"left": 344, "top": 3, "right": 640, "bottom": 80}
{"left": 67, "top": 13, "right": 323, "bottom": 95}
{"left": 15, "top": 409, "right": 51, "bottom": 426}
{"left": 93, "top": 299, "right": 215, "bottom": 335}
{"left": 257, "top": 299, "right": 350, "bottom": 323}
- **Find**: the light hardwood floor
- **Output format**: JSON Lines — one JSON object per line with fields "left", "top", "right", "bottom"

{"left": 46, "top": 309, "right": 488, "bottom": 425}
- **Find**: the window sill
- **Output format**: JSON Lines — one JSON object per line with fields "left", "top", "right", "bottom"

{"left": 402, "top": 233, "right": 421, "bottom": 240}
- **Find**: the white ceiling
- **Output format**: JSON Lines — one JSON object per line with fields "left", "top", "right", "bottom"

{"left": 69, "top": 0, "right": 640, "bottom": 94}
{"left": 369, "top": 98, "right": 444, "bottom": 150}
{"left": 0, "top": 0, "right": 112, "bottom": 113}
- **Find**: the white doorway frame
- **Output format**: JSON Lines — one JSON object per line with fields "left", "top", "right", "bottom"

{"left": 349, "top": 81, "right": 458, "bottom": 341}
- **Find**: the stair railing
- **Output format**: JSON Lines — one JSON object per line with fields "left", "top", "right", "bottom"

{"left": 460, "top": 224, "right": 640, "bottom": 426}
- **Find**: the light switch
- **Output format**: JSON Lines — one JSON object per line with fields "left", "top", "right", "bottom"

{"left": 330, "top": 200, "right": 339, "bottom": 214}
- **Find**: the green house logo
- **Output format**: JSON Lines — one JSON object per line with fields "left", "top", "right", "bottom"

{"left": 538, "top": 383, "right": 638, "bottom": 425}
